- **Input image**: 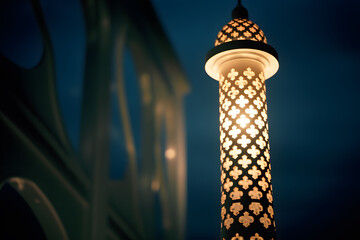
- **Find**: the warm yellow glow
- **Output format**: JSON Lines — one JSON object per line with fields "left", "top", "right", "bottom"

{"left": 165, "top": 148, "right": 176, "bottom": 160}
{"left": 215, "top": 19, "right": 267, "bottom": 47}
{"left": 232, "top": 233, "right": 244, "bottom": 240}
{"left": 219, "top": 65, "right": 275, "bottom": 237}
{"left": 236, "top": 115, "right": 250, "bottom": 128}
{"left": 205, "top": 6, "right": 278, "bottom": 238}
{"left": 239, "top": 211, "right": 254, "bottom": 227}
{"left": 250, "top": 233, "right": 264, "bottom": 240}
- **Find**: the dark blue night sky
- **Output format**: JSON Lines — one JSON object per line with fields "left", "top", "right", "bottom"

{"left": 1, "top": 0, "right": 360, "bottom": 239}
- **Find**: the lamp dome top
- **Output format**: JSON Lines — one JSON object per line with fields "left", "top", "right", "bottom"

{"left": 205, "top": 2, "right": 279, "bottom": 81}
{"left": 215, "top": 19, "right": 267, "bottom": 47}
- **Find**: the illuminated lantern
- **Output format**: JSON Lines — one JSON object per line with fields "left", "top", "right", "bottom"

{"left": 205, "top": 1, "right": 279, "bottom": 239}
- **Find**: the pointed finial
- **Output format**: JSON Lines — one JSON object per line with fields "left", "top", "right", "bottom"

{"left": 232, "top": 0, "right": 249, "bottom": 20}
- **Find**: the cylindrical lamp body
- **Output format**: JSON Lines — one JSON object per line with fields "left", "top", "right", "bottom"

{"left": 219, "top": 59, "right": 276, "bottom": 240}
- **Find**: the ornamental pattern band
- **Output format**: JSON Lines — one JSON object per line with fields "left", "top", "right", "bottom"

{"left": 219, "top": 66, "right": 276, "bottom": 240}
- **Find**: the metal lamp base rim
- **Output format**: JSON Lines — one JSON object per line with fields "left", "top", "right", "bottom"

{"left": 205, "top": 40, "right": 279, "bottom": 81}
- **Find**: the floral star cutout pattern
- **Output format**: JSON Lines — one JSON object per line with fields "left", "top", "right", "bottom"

{"left": 235, "top": 76, "right": 248, "bottom": 89}
{"left": 220, "top": 131, "right": 225, "bottom": 142}
{"left": 229, "top": 106, "right": 240, "bottom": 119}
{"left": 230, "top": 187, "right": 243, "bottom": 200}
{"left": 229, "top": 146, "right": 242, "bottom": 159}
{"left": 228, "top": 87, "right": 240, "bottom": 99}
{"left": 237, "top": 115, "right": 250, "bottom": 128}
{"left": 248, "top": 165, "right": 261, "bottom": 179}
{"left": 215, "top": 19, "right": 267, "bottom": 47}
{"left": 260, "top": 213, "right": 271, "bottom": 229}
{"left": 239, "top": 211, "right": 254, "bottom": 227}
{"left": 247, "top": 125, "right": 259, "bottom": 138}
{"left": 253, "top": 97, "right": 263, "bottom": 109}
{"left": 221, "top": 171, "right": 226, "bottom": 184}
{"left": 268, "top": 206, "right": 274, "bottom": 218}
{"left": 228, "top": 69, "right": 239, "bottom": 80}
{"left": 265, "top": 169, "right": 272, "bottom": 181}
{"left": 258, "top": 177, "right": 269, "bottom": 191}
{"left": 219, "top": 74, "right": 225, "bottom": 82}
{"left": 245, "top": 105, "right": 258, "bottom": 118}
{"left": 244, "top": 86, "right": 256, "bottom": 98}
{"left": 249, "top": 202, "right": 263, "bottom": 215}
{"left": 221, "top": 193, "right": 226, "bottom": 205}
{"left": 221, "top": 206, "right": 226, "bottom": 220}
{"left": 223, "top": 157, "right": 233, "bottom": 171}
{"left": 260, "top": 90, "right": 266, "bottom": 102}
{"left": 222, "top": 98, "right": 231, "bottom": 111}
{"left": 239, "top": 176, "right": 253, "bottom": 190}
{"left": 237, "top": 135, "right": 251, "bottom": 148}
{"left": 231, "top": 233, "right": 244, "bottom": 240}
{"left": 222, "top": 80, "right": 231, "bottom": 92}
{"left": 219, "top": 65, "right": 275, "bottom": 237}
{"left": 220, "top": 90, "right": 225, "bottom": 103}
{"left": 249, "top": 187, "right": 263, "bottom": 200}
{"left": 259, "top": 72, "right": 265, "bottom": 82}
{"left": 220, "top": 109, "right": 225, "bottom": 121}
{"left": 235, "top": 95, "right": 249, "bottom": 108}
{"left": 230, "top": 166, "right": 242, "bottom": 180}
{"left": 267, "top": 191, "right": 273, "bottom": 203}
{"left": 223, "top": 118, "right": 232, "bottom": 131}
{"left": 238, "top": 155, "right": 252, "bottom": 168}
{"left": 229, "top": 125, "right": 241, "bottom": 139}
{"left": 247, "top": 145, "right": 260, "bottom": 158}
{"left": 244, "top": 67, "right": 255, "bottom": 79}
{"left": 224, "top": 214, "right": 234, "bottom": 229}
{"left": 255, "top": 116, "right": 265, "bottom": 129}
{"left": 256, "top": 136, "right": 266, "bottom": 149}
{"left": 230, "top": 202, "right": 243, "bottom": 216}
{"left": 257, "top": 156, "right": 267, "bottom": 170}
{"left": 224, "top": 178, "right": 234, "bottom": 192}
{"left": 223, "top": 137, "right": 232, "bottom": 150}
{"left": 252, "top": 77, "right": 262, "bottom": 90}
{"left": 250, "top": 233, "right": 264, "bottom": 240}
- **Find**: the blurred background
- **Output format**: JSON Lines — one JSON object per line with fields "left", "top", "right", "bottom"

{"left": 1, "top": 0, "right": 360, "bottom": 239}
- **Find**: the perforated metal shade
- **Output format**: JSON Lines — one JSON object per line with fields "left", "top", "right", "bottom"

{"left": 215, "top": 19, "right": 267, "bottom": 47}
{"left": 205, "top": 3, "right": 279, "bottom": 239}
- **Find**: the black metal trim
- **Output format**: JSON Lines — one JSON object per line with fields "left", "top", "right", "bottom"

{"left": 205, "top": 40, "right": 278, "bottom": 63}
{"left": 232, "top": 0, "right": 248, "bottom": 20}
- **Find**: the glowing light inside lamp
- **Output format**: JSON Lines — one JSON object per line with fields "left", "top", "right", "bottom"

{"left": 205, "top": 9, "right": 279, "bottom": 239}
{"left": 215, "top": 19, "right": 267, "bottom": 47}
{"left": 219, "top": 62, "right": 275, "bottom": 239}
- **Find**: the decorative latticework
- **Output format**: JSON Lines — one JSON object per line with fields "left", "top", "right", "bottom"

{"left": 206, "top": 4, "right": 278, "bottom": 238}
{"left": 219, "top": 64, "right": 275, "bottom": 240}
{"left": 215, "top": 19, "right": 267, "bottom": 47}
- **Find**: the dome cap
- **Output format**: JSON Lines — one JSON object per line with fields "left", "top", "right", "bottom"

{"left": 215, "top": 19, "right": 267, "bottom": 47}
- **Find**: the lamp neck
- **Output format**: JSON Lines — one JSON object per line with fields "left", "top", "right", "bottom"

{"left": 232, "top": 0, "right": 249, "bottom": 20}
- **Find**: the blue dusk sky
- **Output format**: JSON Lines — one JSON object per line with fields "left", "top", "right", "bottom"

{"left": 1, "top": 0, "right": 360, "bottom": 239}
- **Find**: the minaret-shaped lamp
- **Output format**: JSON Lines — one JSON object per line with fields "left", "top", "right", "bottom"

{"left": 205, "top": 1, "right": 279, "bottom": 239}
